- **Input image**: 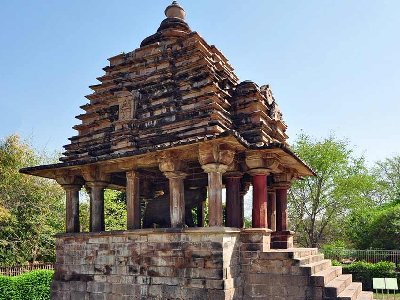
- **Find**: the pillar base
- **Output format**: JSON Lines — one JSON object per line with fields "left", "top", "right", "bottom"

{"left": 271, "top": 230, "right": 294, "bottom": 249}
{"left": 240, "top": 228, "right": 272, "bottom": 251}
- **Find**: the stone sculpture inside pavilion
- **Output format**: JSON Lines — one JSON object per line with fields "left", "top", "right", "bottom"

{"left": 21, "top": 2, "right": 373, "bottom": 299}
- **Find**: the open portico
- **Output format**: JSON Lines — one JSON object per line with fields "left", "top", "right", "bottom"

{"left": 23, "top": 135, "right": 312, "bottom": 250}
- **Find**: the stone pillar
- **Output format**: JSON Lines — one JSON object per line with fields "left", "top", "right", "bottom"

{"left": 197, "top": 201, "right": 205, "bottom": 227}
{"left": 63, "top": 184, "right": 81, "bottom": 233}
{"left": 158, "top": 152, "right": 187, "bottom": 228}
{"left": 85, "top": 185, "right": 93, "bottom": 232}
{"left": 165, "top": 172, "right": 187, "bottom": 227}
{"left": 225, "top": 174, "right": 242, "bottom": 227}
{"left": 126, "top": 170, "right": 140, "bottom": 230}
{"left": 245, "top": 151, "right": 280, "bottom": 229}
{"left": 86, "top": 182, "right": 107, "bottom": 232}
{"left": 271, "top": 173, "right": 294, "bottom": 249}
{"left": 202, "top": 164, "right": 227, "bottom": 226}
{"left": 267, "top": 188, "right": 276, "bottom": 231}
{"left": 251, "top": 172, "right": 269, "bottom": 228}
{"left": 275, "top": 186, "right": 289, "bottom": 232}
{"left": 198, "top": 142, "right": 235, "bottom": 227}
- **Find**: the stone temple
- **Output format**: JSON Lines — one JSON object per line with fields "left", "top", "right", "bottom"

{"left": 21, "top": 2, "right": 373, "bottom": 299}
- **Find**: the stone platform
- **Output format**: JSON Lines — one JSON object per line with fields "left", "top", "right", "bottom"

{"left": 52, "top": 228, "right": 372, "bottom": 300}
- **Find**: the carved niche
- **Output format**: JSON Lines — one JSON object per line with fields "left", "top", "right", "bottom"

{"left": 118, "top": 90, "right": 141, "bottom": 121}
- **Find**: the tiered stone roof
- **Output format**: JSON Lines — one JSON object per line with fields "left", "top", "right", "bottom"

{"left": 61, "top": 1, "right": 287, "bottom": 164}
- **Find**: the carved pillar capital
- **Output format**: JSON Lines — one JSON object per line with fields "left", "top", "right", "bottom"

{"left": 158, "top": 151, "right": 187, "bottom": 174}
{"left": 55, "top": 171, "right": 83, "bottom": 187}
{"left": 85, "top": 181, "right": 109, "bottom": 189}
{"left": 201, "top": 163, "right": 228, "bottom": 174}
{"left": 61, "top": 184, "right": 82, "bottom": 192}
{"left": 273, "top": 172, "right": 295, "bottom": 189}
{"left": 198, "top": 142, "right": 235, "bottom": 166}
{"left": 126, "top": 170, "right": 139, "bottom": 180}
{"left": 81, "top": 165, "right": 110, "bottom": 184}
{"left": 245, "top": 151, "right": 280, "bottom": 175}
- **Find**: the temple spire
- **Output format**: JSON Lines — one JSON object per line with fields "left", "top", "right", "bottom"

{"left": 165, "top": 1, "right": 186, "bottom": 20}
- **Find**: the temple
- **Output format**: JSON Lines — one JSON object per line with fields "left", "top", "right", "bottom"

{"left": 21, "top": 2, "right": 373, "bottom": 299}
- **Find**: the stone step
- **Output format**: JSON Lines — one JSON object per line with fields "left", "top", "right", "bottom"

{"left": 356, "top": 291, "right": 374, "bottom": 300}
{"left": 337, "top": 282, "right": 363, "bottom": 300}
{"left": 301, "top": 259, "right": 332, "bottom": 275}
{"left": 289, "top": 248, "right": 320, "bottom": 259}
{"left": 324, "top": 274, "right": 353, "bottom": 298}
{"left": 259, "top": 248, "right": 319, "bottom": 261}
{"left": 311, "top": 266, "right": 343, "bottom": 287}
{"left": 297, "top": 253, "right": 325, "bottom": 266}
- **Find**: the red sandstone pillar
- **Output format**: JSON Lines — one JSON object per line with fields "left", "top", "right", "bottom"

{"left": 276, "top": 186, "right": 288, "bottom": 232}
{"left": 87, "top": 182, "right": 107, "bottom": 232}
{"left": 251, "top": 173, "right": 268, "bottom": 228}
{"left": 225, "top": 174, "right": 242, "bottom": 227}
{"left": 267, "top": 189, "right": 277, "bottom": 231}
{"left": 271, "top": 179, "right": 294, "bottom": 249}
{"left": 126, "top": 171, "right": 141, "bottom": 230}
{"left": 63, "top": 184, "right": 81, "bottom": 233}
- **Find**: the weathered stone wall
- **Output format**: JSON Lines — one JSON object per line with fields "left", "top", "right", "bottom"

{"left": 51, "top": 228, "right": 372, "bottom": 300}
{"left": 52, "top": 228, "right": 242, "bottom": 299}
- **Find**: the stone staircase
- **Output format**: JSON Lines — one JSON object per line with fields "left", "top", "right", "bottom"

{"left": 292, "top": 248, "right": 373, "bottom": 300}
{"left": 241, "top": 245, "right": 374, "bottom": 299}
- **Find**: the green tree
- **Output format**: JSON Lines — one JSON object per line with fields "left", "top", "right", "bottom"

{"left": 0, "top": 135, "right": 64, "bottom": 266}
{"left": 288, "top": 133, "right": 379, "bottom": 247}
{"left": 346, "top": 202, "right": 400, "bottom": 250}
{"left": 104, "top": 190, "right": 127, "bottom": 231}
{"left": 374, "top": 155, "right": 400, "bottom": 203}
{"left": 79, "top": 189, "right": 127, "bottom": 232}
{"left": 345, "top": 155, "right": 400, "bottom": 249}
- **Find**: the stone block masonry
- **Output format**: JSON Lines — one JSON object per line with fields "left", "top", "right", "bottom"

{"left": 52, "top": 228, "right": 373, "bottom": 300}
{"left": 52, "top": 228, "right": 243, "bottom": 299}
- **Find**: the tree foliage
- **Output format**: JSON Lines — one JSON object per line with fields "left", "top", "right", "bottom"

{"left": 0, "top": 135, "right": 64, "bottom": 266}
{"left": 374, "top": 155, "right": 400, "bottom": 203}
{"left": 288, "top": 133, "right": 379, "bottom": 247}
{"left": 79, "top": 189, "right": 127, "bottom": 232}
{"left": 346, "top": 202, "right": 400, "bottom": 250}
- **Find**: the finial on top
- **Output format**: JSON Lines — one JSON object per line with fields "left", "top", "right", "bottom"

{"left": 165, "top": 1, "right": 186, "bottom": 20}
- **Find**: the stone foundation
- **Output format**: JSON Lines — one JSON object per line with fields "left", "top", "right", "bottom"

{"left": 52, "top": 228, "right": 372, "bottom": 300}
{"left": 52, "top": 228, "right": 243, "bottom": 299}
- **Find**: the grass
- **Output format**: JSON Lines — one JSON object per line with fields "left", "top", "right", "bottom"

{"left": 374, "top": 293, "right": 400, "bottom": 299}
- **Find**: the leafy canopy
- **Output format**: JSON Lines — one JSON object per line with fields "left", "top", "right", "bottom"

{"left": 0, "top": 135, "right": 64, "bottom": 266}
{"left": 289, "top": 133, "right": 379, "bottom": 247}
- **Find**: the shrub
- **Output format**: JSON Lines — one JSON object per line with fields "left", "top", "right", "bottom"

{"left": 341, "top": 261, "right": 397, "bottom": 290}
{"left": 0, "top": 270, "right": 53, "bottom": 300}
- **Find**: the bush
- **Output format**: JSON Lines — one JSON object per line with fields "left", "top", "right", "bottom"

{"left": 341, "top": 261, "right": 397, "bottom": 290}
{"left": 0, "top": 270, "right": 53, "bottom": 300}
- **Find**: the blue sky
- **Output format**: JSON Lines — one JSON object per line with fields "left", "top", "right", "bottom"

{"left": 1, "top": 0, "right": 399, "bottom": 164}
